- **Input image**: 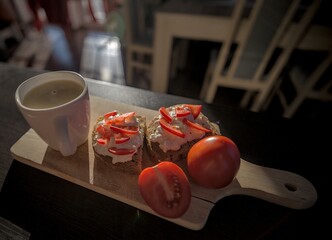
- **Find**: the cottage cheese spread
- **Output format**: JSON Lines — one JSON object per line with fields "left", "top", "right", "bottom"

{"left": 92, "top": 112, "right": 144, "bottom": 164}
{"left": 149, "top": 105, "right": 211, "bottom": 152}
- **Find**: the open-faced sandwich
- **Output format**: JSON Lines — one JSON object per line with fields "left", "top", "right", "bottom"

{"left": 146, "top": 104, "right": 220, "bottom": 162}
{"left": 92, "top": 111, "right": 146, "bottom": 174}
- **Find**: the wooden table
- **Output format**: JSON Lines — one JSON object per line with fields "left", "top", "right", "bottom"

{"left": 152, "top": 1, "right": 239, "bottom": 93}
{"left": 0, "top": 63, "right": 329, "bottom": 239}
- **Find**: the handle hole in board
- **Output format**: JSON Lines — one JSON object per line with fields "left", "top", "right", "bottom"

{"left": 284, "top": 183, "right": 297, "bottom": 192}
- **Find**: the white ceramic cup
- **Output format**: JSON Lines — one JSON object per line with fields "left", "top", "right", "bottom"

{"left": 15, "top": 71, "right": 90, "bottom": 156}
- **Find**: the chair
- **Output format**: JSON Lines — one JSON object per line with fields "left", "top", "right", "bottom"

{"left": 270, "top": 49, "right": 332, "bottom": 118}
{"left": 200, "top": 0, "right": 264, "bottom": 101}
{"left": 261, "top": 0, "right": 332, "bottom": 118}
{"left": 79, "top": 32, "right": 125, "bottom": 83}
{"left": 122, "top": 0, "right": 162, "bottom": 88}
{"left": 201, "top": 0, "right": 321, "bottom": 113}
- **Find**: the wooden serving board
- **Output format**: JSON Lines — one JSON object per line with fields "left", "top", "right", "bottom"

{"left": 10, "top": 95, "right": 317, "bottom": 230}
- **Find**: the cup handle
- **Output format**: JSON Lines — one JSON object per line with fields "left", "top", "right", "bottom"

{"left": 54, "top": 116, "right": 77, "bottom": 156}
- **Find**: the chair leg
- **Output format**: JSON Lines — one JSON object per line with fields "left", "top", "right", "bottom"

{"left": 204, "top": 81, "right": 219, "bottom": 103}
{"left": 240, "top": 91, "right": 254, "bottom": 109}
{"left": 200, "top": 50, "right": 217, "bottom": 100}
{"left": 125, "top": 48, "right": 133, "bottom": 86}
{"left": 250, "top": 88, "right": 272, "bottom": 112}
{"left": 284, "top": 52, "right": 332, "bottom": 118}
{"left": 199, "top": 73, "right": 211, "bottom": 100}
{"left": 177, "top": 39, "right": 189, "bottom": 70}
{"left": 170, "top": 41, "right": 180, "bottom": 80}
{"left": 170, "top": 39, "right": 190, "bottom": 80}
{"left": 283, "top": 93, "right": 305, "bottom": 118}
{"left": 261, "top": 77, "right": 284, "bottom": 111}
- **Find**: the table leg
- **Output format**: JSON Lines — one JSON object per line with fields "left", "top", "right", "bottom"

{"left": 152, "top": 13, "right": 173, "bottom": 93}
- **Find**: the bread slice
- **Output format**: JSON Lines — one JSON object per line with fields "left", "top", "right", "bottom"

{"left": 146, "top": 104, "right": 220, "bottom": 162}
{"left": 92, "top": 113, "right": 146, "bottom": 175}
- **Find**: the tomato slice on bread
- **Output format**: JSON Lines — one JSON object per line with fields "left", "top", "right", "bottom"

{"left": 183, "top": 118, "right": 211, "bottom": 133}
{"left": 159, "top": 118, "right": 185, "bottom": 138}
{"left": 175, "top": 107, "right": 191, "bottom": 117}
{"left": 104, "top": 111, "right": 118, "bottom": 120}
{"left": 108, "top": 147, "right": 136, "bottom": 155}
{"left": 97, "top": 138, "right": 108, "bottom": 145}
{"left": 96, "top": 125, "right": 112, "bottom": 138}
{"left": 106, "top": 111, "right": 136, "bottom": 125}
{"left": 116, "top": 111, "right": 136, "bottom": 122}
{"left": 138, "top": 162, "right": 191, "bottom": 218}
{"left": 184, "top": 104, "right": 202, "bottom": 119}
{"left": 114, "top": 133, "right": 130, "bottom": 144}
{"left": 108, "top": 125, "right": 139, "bottom": 135}
{"left": 159, "top": 107, "right": 172, "bottom": 123}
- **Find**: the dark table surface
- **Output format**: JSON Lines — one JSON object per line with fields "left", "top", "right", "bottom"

{"left": 0, "top": 63, "right": 329, "bottom": 239}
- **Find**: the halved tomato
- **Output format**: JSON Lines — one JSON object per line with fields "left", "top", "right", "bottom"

{"left": 138, "top": 162, "right": 191, "bottom": 218}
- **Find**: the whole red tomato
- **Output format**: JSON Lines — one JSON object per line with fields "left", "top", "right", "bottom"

{"left": 187, "top": 136, "right": 241, "bottom": 188}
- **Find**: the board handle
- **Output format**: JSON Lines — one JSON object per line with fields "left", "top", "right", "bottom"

{"left": 228, "top": 159, "right": 318, "bottom": 209}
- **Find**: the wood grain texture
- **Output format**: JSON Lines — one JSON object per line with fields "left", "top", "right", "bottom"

{"left": 10, "top": 95, "right": 317, "bottom": 230}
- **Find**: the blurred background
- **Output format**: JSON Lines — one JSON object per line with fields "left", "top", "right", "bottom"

{"left": 0, "top": 0, "right": 331, "bottom": 120}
